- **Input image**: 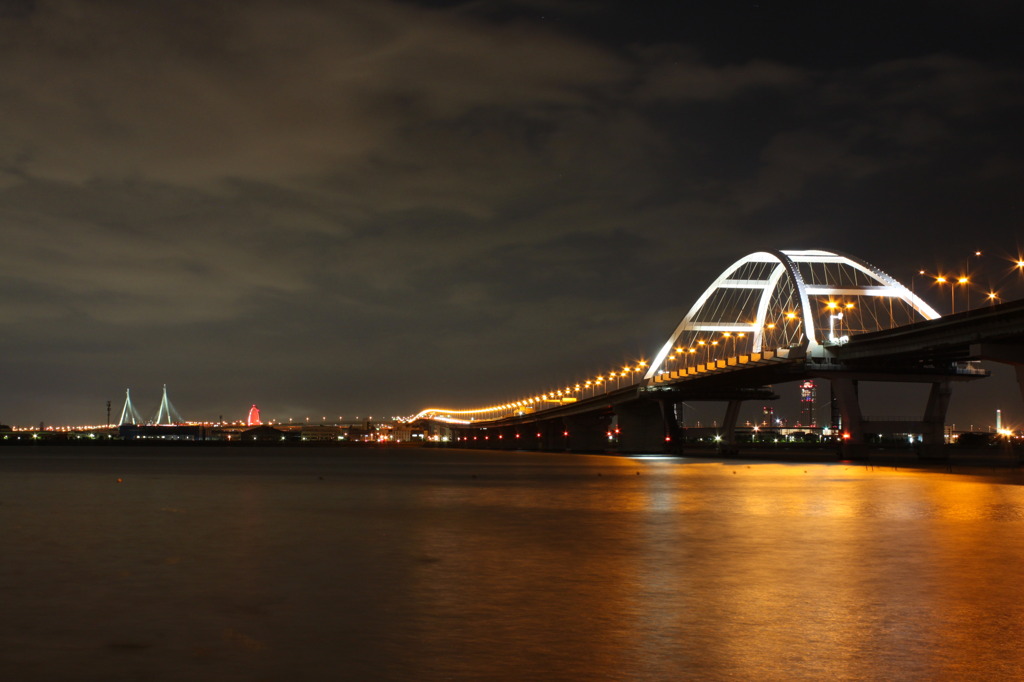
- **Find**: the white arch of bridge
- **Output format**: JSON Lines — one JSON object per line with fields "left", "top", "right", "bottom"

{"left": 645, "top": 249, "right": 941, "bottom": 380}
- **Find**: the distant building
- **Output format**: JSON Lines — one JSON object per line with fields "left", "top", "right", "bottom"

{"left": 241, "top": 425, "right": 289, "bottom": 442}
{"left": 247, "top": 405, "right": 261, "bottom": 426}
{"left": 379, "top": 426, "right": 413, "bottom": 443}
{"left": 301, "top": 425, "right": 342, "bottom": 442}
{"left": 799, "top": 380, "right": 816, "bottom": 426}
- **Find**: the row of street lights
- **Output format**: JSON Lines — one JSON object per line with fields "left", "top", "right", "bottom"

{"left": 421, "top": 357, "right": 654, "bottom": 422}
{"left": 914, "top": 252, "right": 1024, "bottom": 314}
{"left": 657, "top": 301, "right": 862, "bottom": 374}
{"left": 539, "top": 309, "right": 831, "bottom": 400}
{"left": 661, "top": 333, "right": 748, "bottom": 369}
{"left": 579, "top": 361, "right": 649, "bottom": 398}
{"left": 656, "top": 308, "right": 817, "bottom": 375}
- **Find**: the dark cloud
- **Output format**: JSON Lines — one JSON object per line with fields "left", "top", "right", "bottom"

{"left": 0, "top": 0, "right": 32, "bottom": 18}
{"left": 1, "top": 0, "right": 1022, "bottom": 427}
{"left": 0, "top": 0, "right": 625, "bottom": 186}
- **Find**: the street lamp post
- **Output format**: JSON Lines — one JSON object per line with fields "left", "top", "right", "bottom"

{"left": 1011, "top": 258, "right": 1024, "bottom": 298}
{"left": 763, "top": 322, "right": 776, "bottom": 352}
{"left": 935, "top": 276, "right": 953, "bottom": 314}
{"left": 912, "top": 269, "right": 923, "bottom": 300}
{"left": 784, "top": 312, "right": 799, "bottom": 346}
{"left": 671, "top": 349, "right": 683, "bottom": 375}
{"left": 980, "top": 257, "right": 1024, "bottom": 306}
{"left": 965, "top": 250, "right": 982, "bottom": 310}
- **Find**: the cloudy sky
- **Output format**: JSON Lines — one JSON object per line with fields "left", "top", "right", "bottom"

{"left": 2, "top": 0, "right": 1023, "bottom": 428}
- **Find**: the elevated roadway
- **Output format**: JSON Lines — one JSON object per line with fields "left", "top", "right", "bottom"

{"left": 832, "top": 297, "right": 1024, "bottom": 368}
{"left": 434, "top": 300, "right": 1024, "bottom": 456}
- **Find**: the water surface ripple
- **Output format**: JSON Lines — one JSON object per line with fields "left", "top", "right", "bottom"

{"left": 2, "top": 447, "right": 1023, "bottom": 681}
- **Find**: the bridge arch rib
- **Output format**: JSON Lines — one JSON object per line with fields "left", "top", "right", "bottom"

{"left": 645, "top": 249, "right": 941, "bottom": 380}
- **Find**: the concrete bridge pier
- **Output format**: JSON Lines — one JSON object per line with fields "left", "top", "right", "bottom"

{"left": 708, "top": 399, "right": 741, "bottom": 454}
{"left": 528, "top": 421, "right": 547, "bottom": 451}
{"left": 454, "top": 426, "right": 479, "bottom": 448}
{"left": 715, "top": 399, "right": 744, "bottom": 455}
{"left": 535, "top": 418, "right": 568, "bottom": 452}
{"left": 614, "top": 400, "right": 669, "bottom": 453}
{"left": 919, "top": 380, "right": 952, "bottom": 459}
{"left": 830, "top": 377, "right": 954, "bottom": 460}
{"left": 495, "top": 425, "right": 520, "bottom": 450}
{"left": 563, "top": 413, "right": 612, "bottom": 452}
{"left": 661, "top": 400, "right": 685, "bottom": 454}
{"left": 831, "top": 377, "right": 868, "bottom": 460}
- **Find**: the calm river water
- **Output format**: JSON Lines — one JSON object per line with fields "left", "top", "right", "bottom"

{"left": 2, "top": 446, "right": 1024, "bottom": 681}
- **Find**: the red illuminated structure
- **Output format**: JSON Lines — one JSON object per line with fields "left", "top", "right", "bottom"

{"left": 247, "top": 405, "right": 261, "bottom": 426}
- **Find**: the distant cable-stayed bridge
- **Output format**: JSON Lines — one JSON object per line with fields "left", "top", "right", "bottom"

{"left": 412, "top": 249, "right": 1024, "bottom": 457}
{"left": 118, "top": 384, "right": 183, "bottom": 425}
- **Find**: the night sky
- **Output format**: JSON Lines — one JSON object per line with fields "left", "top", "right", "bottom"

{"left": 2, "top": 0, "right": 1023, "bottom": 428}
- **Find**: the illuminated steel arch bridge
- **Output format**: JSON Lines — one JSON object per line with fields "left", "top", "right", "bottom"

{"left": 416, "top": 249, "right": 939, "bottom": 419}
{"left": 414, "top": 249, "right": 1023, "bottom": 456}
{"left": 643, "top": 248, "right": 940, "bottom": 377}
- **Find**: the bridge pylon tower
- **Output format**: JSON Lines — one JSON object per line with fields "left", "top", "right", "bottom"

{"left": 153, "top": 384, "right": 183, "bottom": 425}
{"left": 118, "top": 388, "right": 143, "bottom": 425}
